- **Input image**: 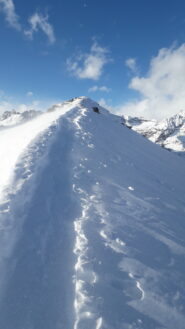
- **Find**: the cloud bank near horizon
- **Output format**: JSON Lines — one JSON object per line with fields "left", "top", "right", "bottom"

{"left": 120, "top": 44, "right": 185, "bottom": 119}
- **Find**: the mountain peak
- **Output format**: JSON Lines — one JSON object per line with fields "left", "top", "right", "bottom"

{"left": 65, "top": 96, "right": 102, "bottom": 109}
{"left": 0, "top": 97, "right": 185, "bottom": 329}
{"left": 47, "top": 96, "right": 106, "bottom": 115}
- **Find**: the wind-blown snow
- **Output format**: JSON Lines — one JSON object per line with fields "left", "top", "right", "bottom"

{"left": 0, "top": 109, "right": 41, "bottom": 128}
{"left": 0, "top": 102, "right": 76, "bottom": 202}
{"left": 0, "top": 97, "right": 185, "bottom": 329}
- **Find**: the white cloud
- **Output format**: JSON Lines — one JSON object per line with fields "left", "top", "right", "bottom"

{"left": 119, "top": 44, "right": 185, "bottom": 119}
{"left": 0, "top": 90, "right": 5, "bottom": 98}
{"left": 125, "top": 58, "right": 138, "bottom": 73}
{"left": 98, "top": 98, "right": 114, "bottom": 112}
{"left": 0, "top": 101, "right": 13, "bottom": 114}
{"left": 0, "top": 98, "right": 58, "bottom": 115}
{"left": 0, "top": 3, "right": 56, "bottom": 44}
{"left": 88, "top": 85, "right": 111, "bottom": 93}
{"left": 0, "top": 100, "right": 28, "bottom": 115}
{"left": 26, "top": 91, "right": 33, "bottom": 97}
{"left": 0, "top": 0, "right": 21, "bottom": 30}
{"left": 67, "top": 42, "right": 110, "bottom": 80}
{"left": 25, "top": 12, "right": 55, "bottom": 44}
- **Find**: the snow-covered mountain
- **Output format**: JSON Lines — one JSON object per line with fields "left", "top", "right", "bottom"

{"left": 0, "top": 97, "right": 185, "bottom": 329}
{"left": 122, "top": 110, "right": 185, "bottom": 154}
{"left": 0, "top": 109, "right": 41, "bottom": 128}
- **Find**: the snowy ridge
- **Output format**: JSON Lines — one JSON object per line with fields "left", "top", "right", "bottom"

{"left": 123, "top": 110, "right": 185, "bottom": 154}
{"left": 0, "top": 97, "right": 185, "bottom": 329}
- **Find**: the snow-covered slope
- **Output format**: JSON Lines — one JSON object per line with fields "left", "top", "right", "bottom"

{"left": 123, "top": 111, "right": 185, "bottom": 154}
{"left": 0, "top": 97, "right": 185, "bottom": 329}
{"left": 0, "top": 109, "right": 41, "bottom": 128}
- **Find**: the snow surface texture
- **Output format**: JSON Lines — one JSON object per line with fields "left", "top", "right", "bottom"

{"left": 0, "top": 97, "right": 185, "bottom": 329}
{"left": 122, "top": 110, "right": 185, "bottom": 155}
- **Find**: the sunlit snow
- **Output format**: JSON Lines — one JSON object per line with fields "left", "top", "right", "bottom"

{"left": 0, "top": 97, "right": 185, "bottom": 329}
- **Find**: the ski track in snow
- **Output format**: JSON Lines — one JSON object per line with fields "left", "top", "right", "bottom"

{"left": 0, "top": 97, "right": 185, "bottom": 329}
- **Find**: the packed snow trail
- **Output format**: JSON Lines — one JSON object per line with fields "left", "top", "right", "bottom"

{"left": 0, "top": 97, "right": 185, "bottom": 329}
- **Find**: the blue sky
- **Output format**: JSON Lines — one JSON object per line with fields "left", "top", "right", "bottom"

{"left": 1, "top": 0, "right": 185, "bottom": 119}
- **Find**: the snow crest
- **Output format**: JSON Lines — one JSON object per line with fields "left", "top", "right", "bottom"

{"left": 0, "top": 97, "right": 185, "bottom": 329}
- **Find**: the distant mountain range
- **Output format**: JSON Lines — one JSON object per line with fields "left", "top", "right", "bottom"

{"left": 122, "top": 110, "right": 185, "bottom": 155}
{"left": 0, "top": 109, "right": 41, "bottom": 128}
